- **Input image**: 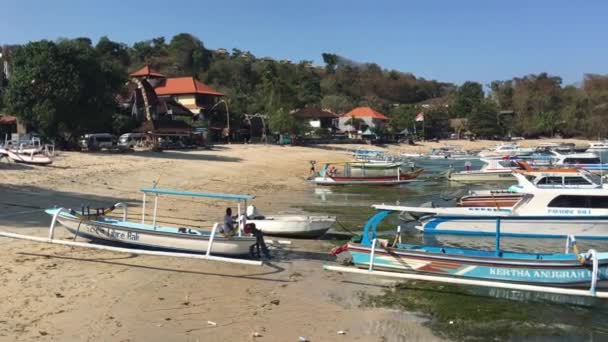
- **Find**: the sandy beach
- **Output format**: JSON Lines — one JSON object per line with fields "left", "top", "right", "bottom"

{"left": 0, "top": 139, "right": 589, "bottom": 341}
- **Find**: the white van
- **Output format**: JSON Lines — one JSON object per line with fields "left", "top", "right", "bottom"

{"left": 118, "top": 133, "right": 145, "bottom": 148}
{"left": 79, "top": 133, "right": 114, "bottom": 151}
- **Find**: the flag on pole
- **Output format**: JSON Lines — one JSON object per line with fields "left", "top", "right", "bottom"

{"left": 415, "top": 112, "right": 425, "bottom": 122}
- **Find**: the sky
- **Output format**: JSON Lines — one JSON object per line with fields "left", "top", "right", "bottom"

{"left": 1, "top": 0, "right": 607, "bottom": 86}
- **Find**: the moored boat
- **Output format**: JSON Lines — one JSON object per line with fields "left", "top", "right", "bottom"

{"left": 330, "top": 209, "right": 608, "bottom": 290}
{"left": 245, "top": 205, "right": 335, "bottom": 238}
{"left": 310, "top": 161, "right": 424, "bottom": 186}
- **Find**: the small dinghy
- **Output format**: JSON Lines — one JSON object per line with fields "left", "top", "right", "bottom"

{"left": 245, "top": 206, "right": 335, "bottom": 238}
{"left": 7, "top": 150, "right": 53, "bottom": 165}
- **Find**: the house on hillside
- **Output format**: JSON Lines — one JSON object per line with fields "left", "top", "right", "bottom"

{"left": 130, "top": 65, "right": 224, "bottom": 115}
{"left": 338, "top": 107, "right": 390, "bottom": 135}
{"left": 291, "top": 107, "right": 339, "bottom": 132}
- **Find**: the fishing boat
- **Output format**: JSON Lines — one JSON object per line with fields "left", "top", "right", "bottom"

{"left": 349, "top": 160, "right": 404, "bottom": 169}
{"left": 426, "top": 146, "right": 476, "bottom": 160}
{"left": 310, "top": 161, "right": 424, "bottom": 186}
{"left": 381, "top": 172, "right": 608, "bottom": 239}
{"left": 446, "top": 158, "right": 525, "bottom": 182}
{"left": 478, "top": 143, "right": 535, "bottom": 158}
{"left": 245, "top": 206, "right": 335, "bottom": 238}
{"left": 328, "top": 209, "right": 608, "bottom": 293}
{"left": 45, "top": 188, "right": 259, "bottom": 256}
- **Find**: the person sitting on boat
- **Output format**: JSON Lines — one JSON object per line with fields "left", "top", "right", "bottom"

{"left": 464, "top": 160, "right": 472, "bottom": 171}
{"left": 327, "top": 165, "right": 337, "bottom": 177}
{"left": 244, "top": 223, "right": 271, "bottom": 259}
{"left": 222, "top": 208, "right": 236, "bottom": 236}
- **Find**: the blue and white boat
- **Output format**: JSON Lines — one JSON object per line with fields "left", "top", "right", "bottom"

{"left": 334, "top": 209, "right": 608, "bottom": 289}
{"left": 379, "top": 172, "right": 608, "bottom": 239}
{"left": 45, "top": 188, "right": 258, "bottom": 256}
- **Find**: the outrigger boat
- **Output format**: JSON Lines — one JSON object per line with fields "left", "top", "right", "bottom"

{"left": 326, "top": 208, "right": 608, "bottom": 297}
{"left": 382, "top": 171, "right": 608, "bottom": 239}
{"left": 310, "top": 161, "right": 424, "bottom": 186}
{"left": 45, "top": 188, "right": 258, "bottom": 256}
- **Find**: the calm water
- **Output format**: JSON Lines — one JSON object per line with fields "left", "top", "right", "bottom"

{"left": 300, "top": 152, "right": 608, "bottom": 340}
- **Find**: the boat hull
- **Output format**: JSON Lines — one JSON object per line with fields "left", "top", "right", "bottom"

{"left": 51, "top": 212, "right": 256, "bottom": 256}
{"left": 348, "top": 242, "right": 608, "bottom": 287}
{"left": 248, "top": 215, "right": 335, "bottom": 238}
{"left": 312, "top": 168, "right": 424, "bottom": 186}
{"left": 448, "top": 171, "right": 515, "bottom": 182}
{"left": 7, "top": 150, "right": 52, "bottom": 165}
{"left": 349, "top": 162, "right": 403, "bottom": 169}
{"left": 419, "top": 215, "right": 608, "bottom": 239}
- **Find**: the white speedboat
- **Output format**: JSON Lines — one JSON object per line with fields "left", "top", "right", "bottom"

{"left": 587, "top": 141, "right": 608, "bottom": 152}
{"left": 478, "top": 143, "right": 535, "bottom": 158}
{"left": 381, "top": 173, "right": 608, "bottom": 239}
{"left": 246, "top": 206, "right": 335, "bottom": 238}
{"left": 544, "top": 151, "right": 608, "bottom": 174}
{"left": 446, "top": 158, "right": 524, "bottom": 182}
{"left": 456, "top": 167, "right": 606, "bottom": 207}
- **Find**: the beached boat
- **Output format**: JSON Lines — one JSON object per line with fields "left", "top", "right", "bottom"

{"left": 310, "top": 161, "right": 424, "bottom": 186}
{"left": 7, "top": 150, "right": 53, "bottom": 165}
{"left": 379, "top": 172, "right": 608, "bottom": 239}
{"left": 245, "top": 206, "right": 335, "bottom": 238}
{"left": 45, "top": 188, "right": 259, "bottom": 256}
{"left": 446, "top": 158, "right": 524, "bottom": 182}
{"left": 330, "top": 209, "right": 608, "bottom": 291}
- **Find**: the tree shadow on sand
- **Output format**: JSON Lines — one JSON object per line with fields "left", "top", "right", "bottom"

{"left": 129, "top": 150, "right": 242, "bottom": 162}
{"left": 0, "top": 184, "right": 136, "bottom": 229}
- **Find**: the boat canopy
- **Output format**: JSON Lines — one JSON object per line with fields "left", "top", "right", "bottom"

{"left": 140, "top": 188, "right": 255, "bottom": 201}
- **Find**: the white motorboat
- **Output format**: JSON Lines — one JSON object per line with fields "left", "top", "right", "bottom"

{"left": 381, "top": 172, "right": 608, "bottom": 239}
{"left": 457, "top": 167, "right": 607, "bottom": 207}
{"left": 246, "top": 206, "right": 335, "bottom": 238}
{"left": 446, "top": 158, "right": 524, "bottom": 182}
{"left": 478, "top": 143, "right": 535, "bottom": 158}
{"left": 587, "top": 141, "right": 608, "bottom": 152}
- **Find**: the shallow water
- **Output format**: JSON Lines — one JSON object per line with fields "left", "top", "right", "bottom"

{"left": 298, "top": 153, "right": 608, "bottom": 341}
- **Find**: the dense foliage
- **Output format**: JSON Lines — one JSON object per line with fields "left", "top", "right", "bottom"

{"left": 2, "top": 33, "right": 608, "bottom": 140}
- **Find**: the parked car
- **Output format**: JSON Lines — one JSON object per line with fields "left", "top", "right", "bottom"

{"left": 79, "top": 133, "right": 114, "bottom": 151}
{"left": 118, "top": 133, "right": 145, "bottom": 149}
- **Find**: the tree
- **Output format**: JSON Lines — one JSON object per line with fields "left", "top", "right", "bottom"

{"left": 268, "top": 108, "right": 306, "bottom": 135}
{"left": 468, "top": 100, "right": 502, "bottom": 138}
{"left": 452, "top": 81, "right": 483, "bottom": 118}
{"left": 4, "top": 39, "right": 124, "bottom": 143}
{"left": 389, "top": 104, "right": 420, "bottom": 132}
{"left": 344, "top": 116, "right": 365, "bottom": 131}
{"left": 169, "top": 33, "right": 209, "bottom": 75}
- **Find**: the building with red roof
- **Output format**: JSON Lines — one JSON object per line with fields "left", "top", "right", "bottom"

{"left": 338, "top": 106, "right": 390, "bottom": 133}
{"left": 130, "top": 65, "right": 224, "bottom": 114}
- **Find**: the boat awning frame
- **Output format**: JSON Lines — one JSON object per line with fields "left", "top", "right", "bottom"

{"left": 140, "top": 188, "right": 255, "bottom": 201}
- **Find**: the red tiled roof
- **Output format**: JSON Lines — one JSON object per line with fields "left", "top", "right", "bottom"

{"left": 0, "top": 115, "right": 17, "bottom": 125}
{"left": 343, "top": 107, "right": 389, "bottom": 120}
{"left": 154, "top": 77, "right": 224, "bottom": 97}
{"left": 130, "top": 65, "right": 166, "bottom": 78}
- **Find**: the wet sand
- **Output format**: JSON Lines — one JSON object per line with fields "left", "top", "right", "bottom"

{"left": 0, "top": 140, "right": 587, "bottom": 341}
